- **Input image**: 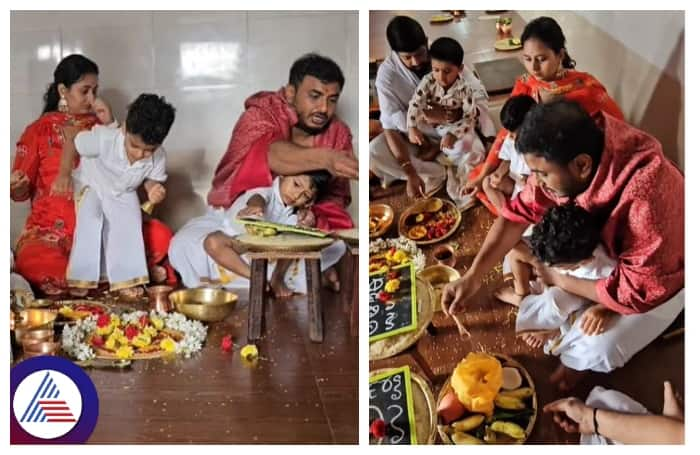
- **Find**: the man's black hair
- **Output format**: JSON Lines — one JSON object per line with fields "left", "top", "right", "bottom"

{"left": 386, "top": 16, "right": 427, "bottom": 53}
{"left": 289, "top": 53, "right": 345, "bottom": 90}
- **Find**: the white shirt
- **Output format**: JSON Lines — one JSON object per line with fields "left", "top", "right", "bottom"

{"left": 73, "top": 125, "right": 167, "bottom": 197}
{"left": 498, "top": 136, "right": 531, "bottom": 178}
{"left": 556, "top": 245, "right": 617, "bottom": 281}
{"left": 222, "top": 177, "right": 296, "bottom": 235}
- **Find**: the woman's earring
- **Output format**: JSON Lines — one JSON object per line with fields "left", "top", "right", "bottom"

{"left": 58, "top": 95, "right": 69, "bottom": 113}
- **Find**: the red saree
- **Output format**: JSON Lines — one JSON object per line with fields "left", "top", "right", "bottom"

{"left": 11, "top": 112, "right": 173, "bottom": 295}
{"left": 471, "top": 70, "right": 625, "bottom": 214}
{"left": 501, "top": 112, "right": 684, "bottom": 315}
{"left": 207, "top": 89, "right": 354, "bottom": 230}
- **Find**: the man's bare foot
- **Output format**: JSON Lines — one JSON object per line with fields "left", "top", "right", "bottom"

{"left": 663, "top": 381, "right": 684, "bottom": 419}
{"left": 149, "top": 265, "right": 167, "bottom": 283}
{"left": 118, "top": 286, "right": 145, "bottom": 301}
{"left": 270, "top": 277, "right": 294, "bottom": 299}
{"left": 69, "top": 287, "right": 89, "bottom": 298}
{"left": 548, "top": 363, "right": 588, "bottom": 392}
{"left": 518, "top": 330, "right": 558, "bottom": 348}
{"left": 322, "top": 267, "right": 341, "bottom": 292}
{"left": 494, "top": 282, "right": 524, "bottom": 307}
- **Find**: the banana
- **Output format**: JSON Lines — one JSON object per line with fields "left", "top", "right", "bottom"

{"left": 495, "top": 394, "right": 526, "bottom": 410}
{"left": 451, "top": 414, "right": 485, "bottom": 432}
{"left": 451, "top": 431, "right": 484, "bottom": 444}
{"left": 490, "top": 421, "right": 526, "bottom": 440}
{"left": 498, "top": 387, "right": 534, "bottom": 399}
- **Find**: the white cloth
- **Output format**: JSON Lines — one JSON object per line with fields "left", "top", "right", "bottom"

{"left": 580, "top": 386, "right": 649, "bottom": 445}
{"left": 73, "top": 125, "right": 167, "bottom": 197}
{"left": 66, "top": 125, "right": 165, "bottom": 290}
{"left": 516, "top": 245, "right": 616, "bottom": 333}
{"left": 498, "top": 136, "right": 530, "bottom": 199}
{"left": 376, "top": 52, "right": 422, "bottom": 133}
{"left": 169, "top": 177, "right": 346, "bottom": 293}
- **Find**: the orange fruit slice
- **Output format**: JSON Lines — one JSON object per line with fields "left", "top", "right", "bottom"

{"left": 408, "top": 225, "right": 427, "bottom": 240}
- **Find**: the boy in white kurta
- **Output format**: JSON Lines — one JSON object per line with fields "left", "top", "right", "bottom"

{"left": 66, "top": 94, "right": 175, "bottom": 296}
{"left": 169, "top": 172, "right": 345, "bottom": 298}
{"left": 406, "top": 37, "right": 495, "bottom": 209}
{"left": 482, "top": 95, "right": 537, "bottom": 212}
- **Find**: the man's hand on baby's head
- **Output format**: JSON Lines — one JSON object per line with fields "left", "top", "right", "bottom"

{"left": 147, "top": 183, "right": 166, "bottom": 204}
{"left": 325, "top": 151, "right": 358, "bottom": 180}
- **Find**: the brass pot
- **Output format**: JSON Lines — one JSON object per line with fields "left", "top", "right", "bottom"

{"left": 20, "top": 329, "right": 54, "bottom": 348}
{"left": 369, "top": 203, "right": 394, "bottom": 239}
{"left": 169, "top": 288, "right": 238, "bottom": 322}
{"left": 23, "top": 340, "right": 60, "bottom": 358}
{"left": 147, "top": 285, "right": 174, "bottom": 312}
{"left": 432, "top": 244, "right": 456, "bottom": 268}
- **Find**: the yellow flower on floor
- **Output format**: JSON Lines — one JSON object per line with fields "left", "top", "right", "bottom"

{"left": 150, "top": 316, "right": 164, "bottom": 330}
{"left": 160, "top": 337, "right": 176, "bottom": 353}
{"left": 132, "top": 334, "right": 152, "bottom": 349}
{"left": 240, "top": 344, "right": 259, "bottom": 361}
{"left": 384, "top": 278, "right": 401, "bottom": 293}
{"left": 116, "top": 345, "right": 134, "bottom": 360}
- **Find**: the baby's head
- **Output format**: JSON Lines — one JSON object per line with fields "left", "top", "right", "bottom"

{"left": 530, "top": 203, "right": 601, "bottom": 267}
{"left": 124, "top": 94, "right": 175, "bottom": 162}
{"left": 279, "top": 170, "right": 331, "bottom": 208}
{"left": 429, "top": 37, "right": 464, "bottom": 89}
{"left": 500, "top": 95, "right": 536, "bottom": 139}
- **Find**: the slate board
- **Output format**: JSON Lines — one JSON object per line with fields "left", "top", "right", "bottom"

{"left": 369, "top": 263, "right": 417, "bottom": 342}
{"left": 369, "top": 366, "right": 418, "bottom": 444}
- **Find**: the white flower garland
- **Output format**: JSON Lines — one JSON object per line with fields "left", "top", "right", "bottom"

{"left": 369, "top": 236, "right": 426, "bottom": 271}
{"left": 61, "top": 310, "right": 208, "bottom": 361}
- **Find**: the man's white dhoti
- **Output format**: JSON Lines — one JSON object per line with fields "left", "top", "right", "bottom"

{"left": 580, "top": 386, "right": 649, "bottom": 445}
{"left": 169, "top": 178, "right": 346, "bottom": 294}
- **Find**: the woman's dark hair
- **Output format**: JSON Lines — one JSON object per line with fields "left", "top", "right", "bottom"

{"left": 42, "top": 54, "right": 99, "bottom": 113}
{"left": 500, "top": 95, "right": 536, "bottom": 132}
{"left": 125, "top": 94, "right": 176, "bottom": 146}
{"left": 520, "top": 16, "right": 576, "bottom": 69}
{"left": 289, "top": 53, "right": 345, "bottom": 90}
{"left": 530, "top": 203, "right": 602, "bottom": 265}
{"left": 307, "top": 170, "right": 332, "bottom": 197}
{"left": 515, "top": 100, "right": 604, "bottom": 169}
{"left": 429, "top": 37, "right": 464, "bottom": 67}
{"left": 386, "top": 16, "right": 427, "bottom": 53}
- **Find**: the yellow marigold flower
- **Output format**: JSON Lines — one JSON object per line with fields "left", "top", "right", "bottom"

{"left": 384, "top": 278, "right": 401, "bottom": 293}
{"left": 132, "top": 334, "right": 152, "bottom": 348}
{"left": 392, "top": 250, "right": 408, "bottom": 263}
{"left": 240, "top": 344, "right": 259, "bottom": 361}
{"left": 105, "top": 337, "right": 116, "bottom": 350}
{"left": 160, "top": 337, "right": 177, "bottom": 353}
{"left": 58, "top": 306, "right": 73, "bottom": 316}
{"left": 116, "top": 345, "right": 134, "bottom": 360}
{"left": 117, "top": 336, "right": 129, "bottom": 346}
{"left": 150, "top": 316, "right": 164, "bottom": 330}
{"left": 143, "top": 326, "right": 157, "bottom": 338}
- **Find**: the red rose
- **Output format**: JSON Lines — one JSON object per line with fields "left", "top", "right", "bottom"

{"left": 370, "top": 419, "right": 386, "bottom": 438}
{"left": 378, "top": 291, "right": 391, "bottom": 303}
{"left": 124, "top": 325, "right": 140, "bottom": 340}
{"left": 220, "top": 334, "right": 234, "bottom": 353}
{"left": 90, "top": 335, "right": 105, "bottom": 347}
{"left": 96, "top": 313, "right": 111, "bottom": 328}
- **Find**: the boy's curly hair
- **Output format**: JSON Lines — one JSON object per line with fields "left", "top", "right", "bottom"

{"left": 125, "top": 94, "right": 176, "bottom": 146}
{"left": 530, "top": 203, "right": 602, "bottom": 265}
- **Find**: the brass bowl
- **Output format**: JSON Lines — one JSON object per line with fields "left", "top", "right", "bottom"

{"left": 25, "top": 298, "right": 55, "bottom": 309}
{"left": 418, "top": 265, "right": 461, "bottom": 311}
{"left": 169, "top": 288, "right": 238, "bottom": 322}
{"left": 20, "top": 328, "right": 54, "bottom": 346}
{"left": 369, "top": 204, "right": 394, "bottom": 239}
{"left": 399, "top": 198, "right": 461, "bottom": 245}
{"left": 15, "top": 309, "right": 57, "bottom": 328}
{"left": 23, "top": 340, "right": 60, "bottom": 358}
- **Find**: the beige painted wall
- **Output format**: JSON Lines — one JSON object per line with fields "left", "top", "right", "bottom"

{"left": 10, "top": 11, "right": 359, "bottom": 247}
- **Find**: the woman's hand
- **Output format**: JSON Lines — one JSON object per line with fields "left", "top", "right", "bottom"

{"left": 92, "top": 97, "right": 115, "bottom": 125}
{"left": 10, "top": 170, "right": 30, "bottom": 197}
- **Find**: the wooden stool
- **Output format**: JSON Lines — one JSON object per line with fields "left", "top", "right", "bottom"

{"left": 341, "top": 246, "right": 359, "bottom": 337}
{"left": 246, "top": 250, "right": 324, "bottom": 343}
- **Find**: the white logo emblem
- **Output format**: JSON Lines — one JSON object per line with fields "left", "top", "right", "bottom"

{"left": 12, "top": 370, "right": 83, "bottom": 439}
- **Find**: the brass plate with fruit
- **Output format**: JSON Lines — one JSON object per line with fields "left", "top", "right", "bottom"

{"left": 398, "top": 198, "right": 461, "bottom": 245}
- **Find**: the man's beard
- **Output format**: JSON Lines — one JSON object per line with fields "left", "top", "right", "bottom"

{"left": 295, "top": 118, "right": 331, "bottom": 135}
{"left": 410, "top": 64, "right": 430, "bottom": 78}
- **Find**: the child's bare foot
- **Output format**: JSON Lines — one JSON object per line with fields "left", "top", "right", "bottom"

{"left": 518, "top": 330, "right": 558, "bottom": 348}
{"left": 69, "top": 287, "right": 89, "bottom": 298}
{"left": 322, "top": 267, "right": 341, "bottom": 293}
{"left": 270, "top": 277, "right": 294, "bottom": 299}
{"left": 149, "top": 265, "right": 167, "bottom": 283}
{"left": 494, "top": 282, "right": 524, "bottom": 307}
{"left": 118, "top": 286, "right": 144, "bottom": 301}
{"left": 662, "top": 381, "right": 684, "bottom": 419}
{"left": 548, "top": 363, "right": 588, "bottom": 392}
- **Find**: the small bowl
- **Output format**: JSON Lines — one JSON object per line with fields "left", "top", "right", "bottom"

{"left": 23, "top": 340, "right": 60, "bottom": 358}
{"left": 370, "top": 204, "right": 394, "bottom": 239}
{"left": 169, "top": 288, "right": 238, "bottom": 322}
{"left": 147, "top": 285, "right": 174, "bottom": 312}
{"left": 432, "top": 244, "right": 456, "bottom": 268}
{"left": 418, "top": 265, "right": 461, "bottom": 311}
{"left": 21, "top": 328, "right": 54, "bottom": 346}
{"left": 15, "top": 309, "right": 57, "bottom": 329}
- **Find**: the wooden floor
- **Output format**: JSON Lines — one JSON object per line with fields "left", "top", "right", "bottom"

{"left": 369, "top": 182, "right": 684, "bottom": 444}
{"left": 86, "top": 274, "right": 358, "bottom": 444}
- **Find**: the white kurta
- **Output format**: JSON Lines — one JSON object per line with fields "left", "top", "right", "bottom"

{"left": 169, "top": 177, "right": 346, "bottom": 293}
{"left": 497, "top": 136, "right": 531, "bottom": 199}
{"left": 66, "top": 125, "right": 167, "bottom": 290}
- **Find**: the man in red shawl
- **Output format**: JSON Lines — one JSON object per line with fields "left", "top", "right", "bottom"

{"left": 170, "top": 53, "right": 358, "bottom": 291}
{"left": 442, "top": 100, "right": 684, "bottom": 390}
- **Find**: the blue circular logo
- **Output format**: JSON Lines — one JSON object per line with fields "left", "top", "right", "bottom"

{"left": 11, "top": 356, "right": 99, "bottom": 444}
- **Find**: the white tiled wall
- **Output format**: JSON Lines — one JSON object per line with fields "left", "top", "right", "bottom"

{"left": 10, "top": 10, "right": 359, "bottom": 244}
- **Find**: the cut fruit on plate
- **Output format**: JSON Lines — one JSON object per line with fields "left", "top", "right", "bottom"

{"left": 408, "top": 225, "right": 428, "bottom": 240}
{"left": 501, "top": 367, "right": 523, "bottom": 390}
{"left": 494, "top": 38, "right": 523, "bottom": 51}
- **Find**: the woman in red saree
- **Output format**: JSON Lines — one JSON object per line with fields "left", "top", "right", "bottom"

{"left": 467, "top": 17, "right": 624, "bottom": 214}
{"left": 10, "top": 54, "right": 173, "bottom": 296}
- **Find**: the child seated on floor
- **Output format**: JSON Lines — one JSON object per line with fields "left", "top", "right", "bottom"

{"left": 202, "top": 171, "right": 346, "bottom": 299}
{"left": 65, "top": 94, "right": 175, "bottom": 299}
{"left": 481, "top": 95, "right": 536, "bottom": 212}
{"left": 406, "top": 37, "right": 489, "bottom": 209}
{"left": 494, "top": 203, "right": 617, "bottom": 349}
